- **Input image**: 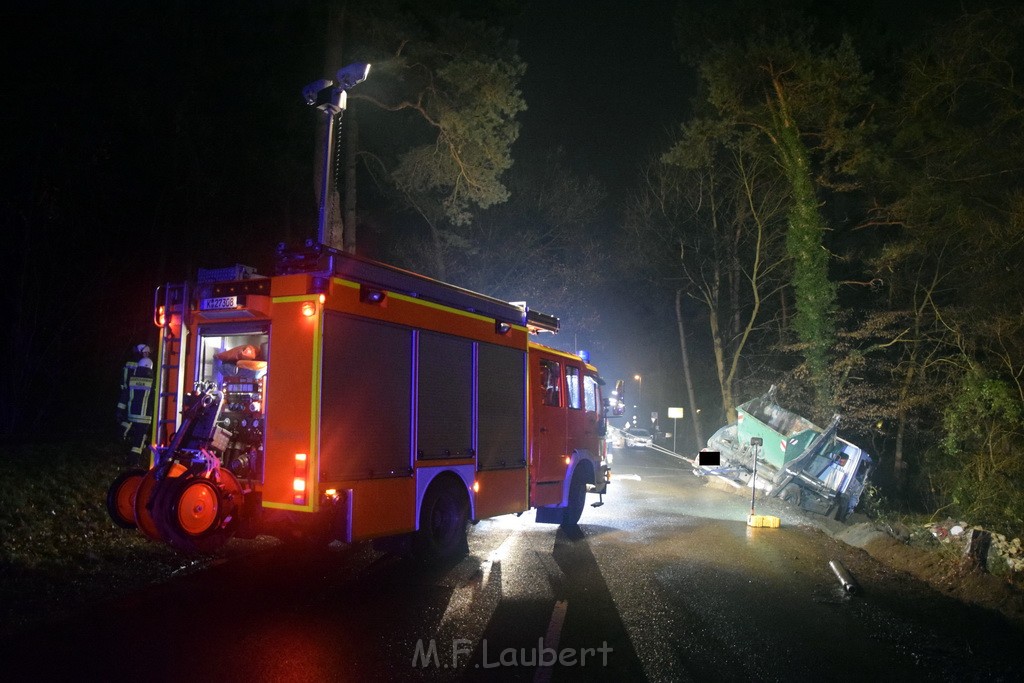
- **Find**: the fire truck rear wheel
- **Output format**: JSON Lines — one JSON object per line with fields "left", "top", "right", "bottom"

{"left": 106, "top": 469, "right": 147, "bottom": 529}
{"left": 561, "top": 468, "right": 588, "bottom": 528}
{"left": 415, "top": 478, "right": 469, "bottom": 563}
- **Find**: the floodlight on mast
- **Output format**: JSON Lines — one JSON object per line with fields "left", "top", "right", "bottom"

{"left": 303, "top": 63, "right": 371, "bottom": 246}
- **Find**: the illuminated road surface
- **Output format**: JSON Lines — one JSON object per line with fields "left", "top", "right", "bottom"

{"left": 2, "top": 448, "right": 1022, "bottom": 681}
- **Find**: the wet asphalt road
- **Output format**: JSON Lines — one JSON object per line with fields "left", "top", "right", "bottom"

{"left": 2, "top": 448, "right": 1023, "bottom": 682}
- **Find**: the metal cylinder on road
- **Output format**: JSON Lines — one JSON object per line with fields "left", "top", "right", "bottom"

{"left": 829, "top": 559, "right": 860, "bottom": 595}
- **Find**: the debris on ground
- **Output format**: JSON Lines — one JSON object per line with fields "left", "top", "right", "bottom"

{"left": 828, "top": 519, "right": 1024, "bottom": 628}
{"left": 926, "top": 518, "right": 1024, "bottom": 573}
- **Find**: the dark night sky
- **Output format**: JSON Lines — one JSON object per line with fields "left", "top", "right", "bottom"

{"left": 1, "top": 1, "right": 691, "bottom": 437}
{"left": 2, "top": 1, "right": 687, "bottom": 250}
{"left": 506, "top": 2, "right": 691, "bottom": 394}
{"left": 510, "top": 1, "right": 690, "bottom": 190}
{"left": 0, "top": 0, "right": 954, "bottom": 438}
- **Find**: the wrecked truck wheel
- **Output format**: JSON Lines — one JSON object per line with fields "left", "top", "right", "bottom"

{"left": 134, "top": 462, "right": 187, "bottom": 542}
{"left": 780, "top": 483, "right": 802, "bottom": 507}
{"left": 830, "top": 494, "right": 850, "bottom": 522}
{"left": 106, "top": 469, "right": 147, "bottom": 529}
{"left": 153, "top": 471, "right": 240, "bottom": 555}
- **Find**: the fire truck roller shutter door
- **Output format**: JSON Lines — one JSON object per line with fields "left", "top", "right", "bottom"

{"left": 417, "top": 331, "right": 472, "bottom": 460}
{"left": 320, "top": 313, "right": 412, "bottom": 480}
{"left": 476, "top": 343, "right": 526, "bottom": 471}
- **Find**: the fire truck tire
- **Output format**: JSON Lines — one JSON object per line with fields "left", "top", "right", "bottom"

{"left": 414, "top": 478, "right": 469, "bottom": 563}
{"left": 106, "top": 469, "right": 147, "bottom": 529}
{"left": 561, "top": 468, "right": 588, "bottom": 528}
{"left": 134, "top": 463, "right": 188, "bottom": 542}
{"left": 153, "top": 472, "right": 238, "bottom": 555}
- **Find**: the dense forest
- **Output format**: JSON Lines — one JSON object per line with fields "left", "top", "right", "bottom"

{"left": 626, "top": 1, "right": 1024, "bottom": 535}
{"left": 1, "top": 0, "right": 1022, "bottom": 535}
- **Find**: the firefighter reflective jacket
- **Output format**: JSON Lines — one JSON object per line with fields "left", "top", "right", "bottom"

{"left": 117, "top": 361, "right": 154, "bottom": 425}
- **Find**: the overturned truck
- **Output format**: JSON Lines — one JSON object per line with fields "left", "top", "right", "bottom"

{"left": 699, "top": 386, "right": 873, "bottom": 521}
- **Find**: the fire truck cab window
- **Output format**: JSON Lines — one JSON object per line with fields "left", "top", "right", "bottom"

{"left": 540, "top": 359, "right": 561, "bottom": 407}
{"left": 584, "top": 374, "right": 599, "bottom": 413}
{"left": 565, "top": 365, "right": 581, "bottom": 410}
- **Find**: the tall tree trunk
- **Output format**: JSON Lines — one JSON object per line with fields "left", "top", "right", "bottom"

{"left": 709, "top": 311, "right": 731, "bottom": 423}
{"left": 676, "top": 289, "right": 704, "bottom": 449}
{"left": 892, "top": 275, "right": 934, "bottom": 491}
{"left": 431, "top": 224, "right": 447, "bottom": 281}
{"left": 779, "top": 287, "right": 789, "bottom": 342}
{"left": 730, "top": 216, "right": 742, "bottom": 340}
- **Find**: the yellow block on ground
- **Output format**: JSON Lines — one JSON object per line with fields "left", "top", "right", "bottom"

{"left": 747, "top": 514, "right": 781, "bottom": 528}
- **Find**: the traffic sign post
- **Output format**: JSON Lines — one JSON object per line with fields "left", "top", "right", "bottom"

{"left": 667, "top": 407, "right": 684, "bottom": 453}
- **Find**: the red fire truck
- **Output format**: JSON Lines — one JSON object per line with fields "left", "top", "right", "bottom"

{"left": 106, "top": 242, "right": 615, "bottom": 559}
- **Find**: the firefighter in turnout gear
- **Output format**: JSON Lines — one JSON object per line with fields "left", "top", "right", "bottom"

{"left": 117, "top": 344, "right": 154, "bottom": 467}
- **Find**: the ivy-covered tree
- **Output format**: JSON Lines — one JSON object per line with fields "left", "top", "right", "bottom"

{"left": 672, "top": 3, "right": 874, "bottom": 418}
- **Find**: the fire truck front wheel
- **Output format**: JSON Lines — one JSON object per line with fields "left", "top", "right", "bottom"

{"left": 106, "top": 469, "right": 147, "bottom": 529}
{"left": 415, "top": 478, "right": 469, "bottom": 563}
{"left": 561, "top": 467, "right": 589, "bottom": 529}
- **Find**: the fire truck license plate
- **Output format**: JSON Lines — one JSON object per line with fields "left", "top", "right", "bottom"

{"left": 201, "top": 296, "right": 239, "bottom": 311}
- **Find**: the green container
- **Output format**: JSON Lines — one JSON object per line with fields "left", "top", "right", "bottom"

{"left": 736, "top": 392, "right": 822, "bottom": 470}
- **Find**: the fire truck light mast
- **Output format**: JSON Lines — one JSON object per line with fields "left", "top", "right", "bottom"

{"left": 302, "top": 62, "right": 371, "bottom": 247}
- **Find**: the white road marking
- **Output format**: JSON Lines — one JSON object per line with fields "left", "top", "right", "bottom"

{"left": 533, "top": 599, "right": 568, "bottom": 683}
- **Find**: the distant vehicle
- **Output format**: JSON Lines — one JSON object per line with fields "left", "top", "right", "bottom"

{"left": 624, "top": 428, "right": 654, "bottom": 449}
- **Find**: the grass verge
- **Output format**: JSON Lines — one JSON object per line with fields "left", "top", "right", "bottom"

{"left": 0, "top": 440, "right": 193, "bottom": 635}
